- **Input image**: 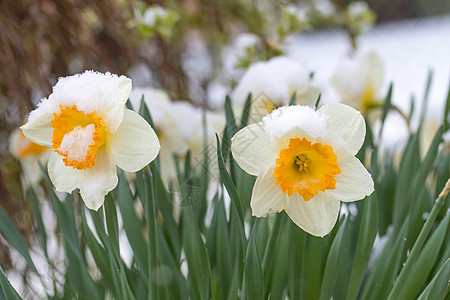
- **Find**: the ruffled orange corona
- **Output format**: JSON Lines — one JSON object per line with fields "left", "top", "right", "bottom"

{"left": 274, "top": 138, "right": 341, "bottom": 200}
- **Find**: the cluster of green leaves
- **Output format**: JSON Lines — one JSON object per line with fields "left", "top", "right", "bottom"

{"left": 0, "top": 86, "right": 449, "bottom": 299}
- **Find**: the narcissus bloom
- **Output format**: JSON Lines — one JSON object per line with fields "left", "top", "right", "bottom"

{"left": 232, "top": 56, "right": 320, "bottom": 122}
{"left": 130, "top": 88, "right": 225, "bottom": 184}
{"left": 231, "top": 103, "right": 374, "bottom": 237}
{"left": 21, "top": 71, "right": 160, "bottom": 210}
{"left": 331, "top": 51, "right": 384, "bottom": 112}
{"left": 9, "top": 127, "right": 51, "bottom": 187}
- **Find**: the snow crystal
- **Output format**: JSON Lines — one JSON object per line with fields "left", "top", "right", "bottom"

{"left": 231, "top": 56, "right": 310, "bottom": 107}
{"left": 58, "top": 125, "right": 95, "bottom": 162}
{"left": 262, "top": 105, "right": 328, "bottom": 140}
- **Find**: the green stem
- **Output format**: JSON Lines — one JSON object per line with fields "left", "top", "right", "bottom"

{"left": 262, "top": 213, "right": 283, "bottom": 273}
{"left": 387, "top": 195, "right": 447, "bottom": 300}
{"left": 145, "top": 167, "right": 159, "bottom": 300}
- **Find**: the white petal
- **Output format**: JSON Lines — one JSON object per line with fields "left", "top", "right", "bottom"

{"left": 250, "top": 167, "right": 286, "bottom": 217}
{"left": 48, "top": 152, "right": 82, "bottom": 193}
{"left": 249, "top": 94, "right": 275, "bottom": 122}
{"left": 20, "top": 113, "right": 54, "bottom": 147}
{"left": 318, "top": 103, "right": 366, "bottom": 155}
{"left": 231, "top": 123, "right": 274, "bottom": 176}
{"left": 108, "top": 109, "right": 160, "bottom": 172}
{"left": 318, "top": 151, "right": 374, "bottom": 202}
{"left": 8, "top": 129, "right": 20, "bottom": 158}
{"left": 363, "top": 51, "right": 384, "bottom": 93}
{"left": 285, "top": 194, "right": 340, "bottom": 237}
{"left": 79, "top": 150, "right": 118, "bottom": 211}
{"left": 101, "top": 76, "right": 132, "bottom": 132}
{"left": 21, "top": 157, "right": 43, "bottom": 188}
{"left": 20, "top": 151, "right": 50, "bottom": 187}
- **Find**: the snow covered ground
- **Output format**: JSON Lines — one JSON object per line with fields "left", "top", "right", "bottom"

{"left": 285, "top": 15, "right": 450, "bottom": 122}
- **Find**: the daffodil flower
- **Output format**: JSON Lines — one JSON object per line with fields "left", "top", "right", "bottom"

{"left": 9, "top": 127, "right": 51, "bottom": 187}
{"left": 21, "top": 71, "right": 160, "bottom": 210}
{"left": 231, "top": 103, "right": 374, "bottom": 237}
{"left": 232, "top": 56, "right": 320, "bottom": 122}
{"left": 331, "top": 51, "right": 384, "bottom": 112}
{"left": 130, "top": 88, "right": 225, "bottom": 184}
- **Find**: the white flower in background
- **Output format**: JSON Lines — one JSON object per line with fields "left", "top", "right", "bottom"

{"left": 331, "top": 51, "right": 384, "bottom": 112}
{"left": 130, "top": 88, "right": 197, "bottom": 157}
{"left": 129, "top": 88, "right": 173, "bottom": 124}
{"left": 206, "top": 80, "right": 229, "bottom": 110}
{"left": 21, "top": 71, "right": 160, "bottom": 210}
{"left": 9, "top": 127, "right": 51, "bottom": 187}
{"left": 232, "top": 56, "right": 320, "bottom": 122}
{"left": 231, "top": 103, "right": 374, "bottom": 237}
{"left": 130, "top": 88, "right": 226, "bottom": 182}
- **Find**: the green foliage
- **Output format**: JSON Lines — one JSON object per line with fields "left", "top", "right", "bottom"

{"left": 1, "top": 93, "right": 449, "bottom": 299}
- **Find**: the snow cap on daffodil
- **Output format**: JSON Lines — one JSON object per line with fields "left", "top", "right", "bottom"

{"left": 231, "top": 56, "right": 320, "bottom": 122}
{"left": 231, "top": 103, "right": 374, "bottom": 237}
{"left": 21, "top": 71, "right": 160, "bottom": 210}
{"left": 331, "top": 51, "right": 384, "bottom": 112}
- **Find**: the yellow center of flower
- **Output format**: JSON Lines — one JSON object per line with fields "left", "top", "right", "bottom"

{"left": 362, "top": 87, "right": 381, "bottom": 111}
{"left": 51, "top": 105, "right": 106, "bottom": 170}
{"left": 273, "top": 137, "right": 341, "bottom": 201}
{"left": 17, "top": 131, "right": 48, "bottom": 158}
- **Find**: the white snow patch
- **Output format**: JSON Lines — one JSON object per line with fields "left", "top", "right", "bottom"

{"left": 284, "top": 16, "right": 450, "bottom": 119}
{"left": 58, "top": 124, "right": 95, "bottom": 162}
{"left": 231, "top": 56, "right": 310, "bottom": 107}
{"left": 262, "top": 105, "right": 328, "bottom": 140}
{"left": 28, "top": 70, "right": 131, "bottom": 131}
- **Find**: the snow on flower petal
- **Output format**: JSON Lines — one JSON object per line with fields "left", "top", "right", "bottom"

{"left": 231, "top": 103, "right": 374, "bottom": 237}
{"left": 21, "top": 71, "right": 160, "bottom": 210}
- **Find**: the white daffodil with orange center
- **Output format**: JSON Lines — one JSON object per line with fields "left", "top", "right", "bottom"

{"left": 21, "top": 71, "right": 160, "bottom": 210}
{"left": 231, "top": 103, "right": 374, "bottom": 237}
